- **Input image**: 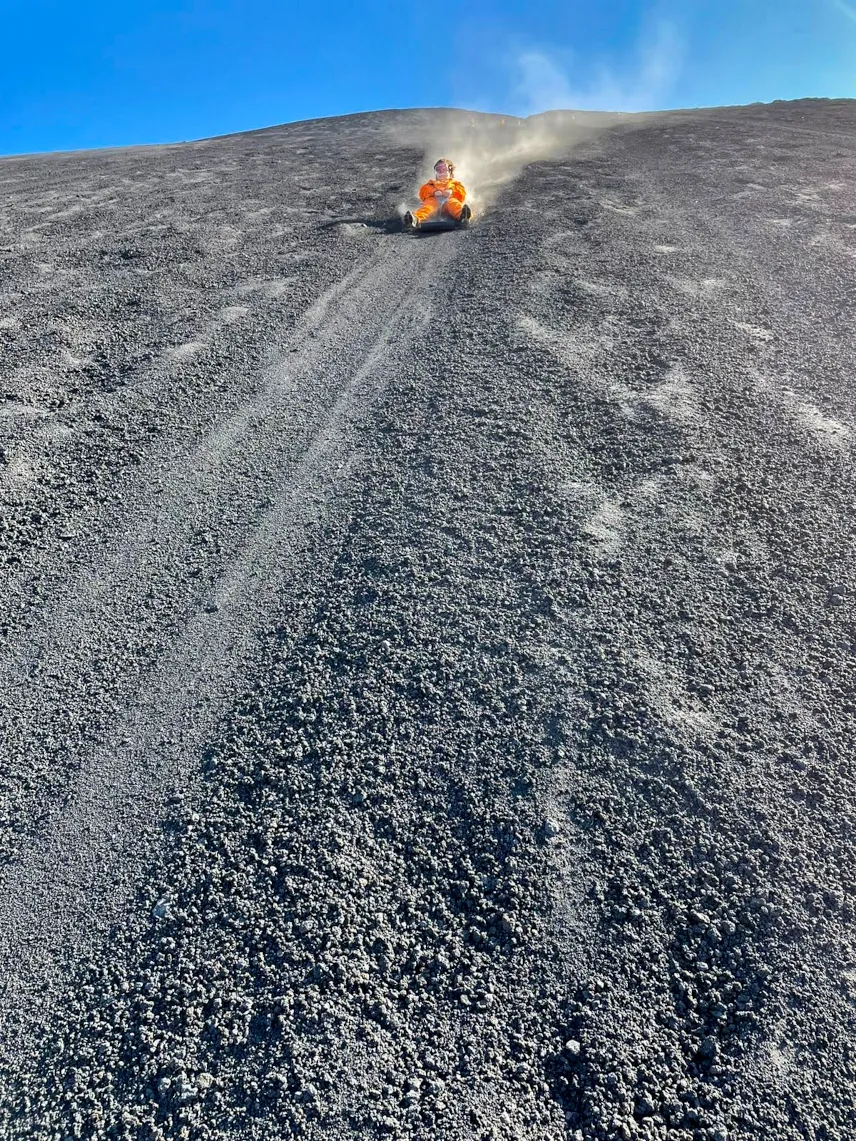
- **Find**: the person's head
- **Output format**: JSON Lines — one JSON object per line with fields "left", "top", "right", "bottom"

{"left": 434, "top": 157, "right": 455, "bottom": 180}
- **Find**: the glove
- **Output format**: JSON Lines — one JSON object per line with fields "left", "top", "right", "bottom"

{"left": 434, "top": 189, "right": 451, "bottom": 201}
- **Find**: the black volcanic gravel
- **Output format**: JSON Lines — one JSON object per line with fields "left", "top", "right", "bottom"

{"left": 0, "top": 101, "right": 855, "bottom": 1140}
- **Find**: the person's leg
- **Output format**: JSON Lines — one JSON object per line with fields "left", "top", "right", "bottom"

{"left": 443, "top": 198, "right": 464, "bottom": 221}
{"left": 413, "top": 201, "right": 438, "bottom": 223}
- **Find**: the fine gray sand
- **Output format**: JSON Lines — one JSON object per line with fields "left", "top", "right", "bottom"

{"left": 0, "top": 100, "right": 854, "bottom": 1140}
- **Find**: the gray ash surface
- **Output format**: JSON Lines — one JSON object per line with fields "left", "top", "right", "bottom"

{"left": 0, "top": 101, "right": 854, "bottom": 1140}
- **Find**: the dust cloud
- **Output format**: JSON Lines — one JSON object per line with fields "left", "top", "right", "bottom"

{"left": 390, "top": 108, "right": 627, "bottom": 217}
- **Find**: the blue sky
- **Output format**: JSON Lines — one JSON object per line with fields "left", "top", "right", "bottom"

{"left": 2, "top": 0, "right": 855, "bottom": 156}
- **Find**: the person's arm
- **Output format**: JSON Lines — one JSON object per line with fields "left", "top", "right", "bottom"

{"left": 418, "top": 181, "right": 436, "bottom": 202}
{"left": 451, "top": 181, "right": 466, "bottom": 203}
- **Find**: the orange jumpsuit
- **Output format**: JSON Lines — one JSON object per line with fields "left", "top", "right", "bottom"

{"left": 413, "top": 178, "right": 467, "bottom": 224}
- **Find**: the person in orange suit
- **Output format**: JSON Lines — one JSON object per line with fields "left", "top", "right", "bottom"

{"left": 404, "top": 158, "right": 471, "bottom": 230}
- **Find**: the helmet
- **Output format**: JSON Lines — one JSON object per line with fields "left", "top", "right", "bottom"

{"left": 434, "top": 157, "right": 455, "bottom": 178}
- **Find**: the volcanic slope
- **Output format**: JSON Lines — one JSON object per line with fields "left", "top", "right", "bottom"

{"left": 0, "top": 100, "right": 855, "bottom": 1140}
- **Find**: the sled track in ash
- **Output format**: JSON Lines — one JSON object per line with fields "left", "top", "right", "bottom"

{"left": 0, "top": 233, "right": 458, "bottom": 1063}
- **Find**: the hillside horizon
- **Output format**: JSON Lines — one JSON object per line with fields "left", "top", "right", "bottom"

{"left": 2, "top": 95, "right": 854, "bottom": 160}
